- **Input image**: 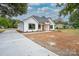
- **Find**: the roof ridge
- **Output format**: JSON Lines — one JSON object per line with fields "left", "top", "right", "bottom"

{"left": 23, "top": 15, "right": 53, "bottom": 23}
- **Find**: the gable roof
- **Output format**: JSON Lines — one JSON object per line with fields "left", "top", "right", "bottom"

{"left": 32, "top": 15, "right": 49, "bottom": 23}
{"left": 23, "top": 15, "right": 54, "bottom": 24}
{"left": 54, "top": 17, "right": 64, "bottom": 24}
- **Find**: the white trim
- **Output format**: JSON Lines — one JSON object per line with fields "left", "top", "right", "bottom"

{"left": 23, "top": 16, "right": 39, "bottom": 24}
{"left": 32, "top": 16, "right": 39, "bottom": 23}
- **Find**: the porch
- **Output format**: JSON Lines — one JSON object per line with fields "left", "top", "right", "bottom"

{"left": 38, "top": 23, "right": 55, "bottom": 31}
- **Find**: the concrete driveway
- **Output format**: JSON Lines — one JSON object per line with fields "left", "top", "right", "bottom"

{"left": 0, "top": 29, "right": 57, "bottom": 56}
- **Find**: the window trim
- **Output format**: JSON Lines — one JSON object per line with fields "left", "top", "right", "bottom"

{"left": 28, "top": 23, "right": 35, "bottom": 30}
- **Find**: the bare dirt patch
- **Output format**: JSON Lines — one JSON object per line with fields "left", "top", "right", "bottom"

{"left": 23, "top": 31, "right": 79, "bottom": 56}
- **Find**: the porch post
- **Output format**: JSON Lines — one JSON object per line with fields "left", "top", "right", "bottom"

{"left": 53, "top": 24, "right": 55, "bottom": 30}
{"left": 41, "top": 24, "right": 43, "bottom": 31}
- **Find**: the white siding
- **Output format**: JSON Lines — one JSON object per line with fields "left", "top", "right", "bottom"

{"left": 18, "top": 22, "right": 24, "bottom": 31}
{"left": 48, "top": 18, "right": 55, "bottom": 30}
{"left": 23, "top": 17, "right": 38, "bottom": 32}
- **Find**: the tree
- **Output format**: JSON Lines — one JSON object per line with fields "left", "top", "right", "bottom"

{"left": 0, "top": 3, "right": 27, "bottom": 29}
{"left": 11, "top": 19, "right": 20, "bottom": 28}
{"left": 0, "top": 17, "right": 11, "bottom": 28}
{"left": 0, "top": 3, "right": 28, "bottom": 17}
{"left": 57, "top": 3, "right": 79, "bottom": 28}
{"left": 57, "top": 4, "right": 79, "bottom": 21}
{"left": 0, "top": 17, "right": 20, "bottom": 28}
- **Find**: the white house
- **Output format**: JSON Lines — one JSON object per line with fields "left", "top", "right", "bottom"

{"left": 18, "top": 15, "right": 55, "bottom": 32}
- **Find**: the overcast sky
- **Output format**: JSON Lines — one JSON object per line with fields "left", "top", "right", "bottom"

{"left": 13, "top": 3, "right": 69, "bottom": 21}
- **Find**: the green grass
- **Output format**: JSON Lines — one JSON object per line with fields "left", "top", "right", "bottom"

{"left": 60, "top": 29, "right": 79, "bottom": 35}
{"left": 0, "top": 29, "right": 5, "bottom": 33}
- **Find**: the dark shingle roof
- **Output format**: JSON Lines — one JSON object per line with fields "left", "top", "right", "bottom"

{"left": 32, "top": 15, "right": 49, "bottom": 23}
{"left": 55, "top": 17, "right": 64, "bottom": 24}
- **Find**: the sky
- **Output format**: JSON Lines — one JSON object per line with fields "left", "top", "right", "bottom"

{"left": 13, "top": 3, "right": 69, "bottom": 21}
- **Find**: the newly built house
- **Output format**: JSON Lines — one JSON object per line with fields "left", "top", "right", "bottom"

{"left": 18, "top": 15, "right": 55, "bottom": 32}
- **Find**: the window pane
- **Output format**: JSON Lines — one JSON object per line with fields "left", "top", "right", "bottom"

{"left": 29, "top": 24, "right": 35, "bottom": 29}
{"left": 50, "top": 25, "right": 53, "bottom": 29}
{"left": 38, "top": 24, "right": 41, "bottom": 29}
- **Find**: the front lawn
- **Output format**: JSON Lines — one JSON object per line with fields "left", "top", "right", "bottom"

{"left": 60, "top": 29, "right": 79, "bottom": 35}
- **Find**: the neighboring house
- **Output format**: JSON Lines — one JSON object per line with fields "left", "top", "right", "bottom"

{"left": 18, "top": 15, "right": 55, "bottom": 32}
{"left": 56, "top": 24, "right": 64, "bottom": 29}
{"left": 54, "top": 17, "right": 64, "bottom": 29}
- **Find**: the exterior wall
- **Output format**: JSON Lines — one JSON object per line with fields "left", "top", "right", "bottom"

{"left": 56, "top": 24, "right": 63, "bottom": 29}
{"left": 18, "top": 22, "right": 24, "bottom": 31}
{"left": 48, "top": 18, "right": 55, "bottom": 30}
{"left": 23, "top": 17, "right": 38, "bottom": 32}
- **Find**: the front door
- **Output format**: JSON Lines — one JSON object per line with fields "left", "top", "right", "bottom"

{"left": 45, "top": 24, "right": 49, "bottom": 31}
{"left": 42, "top": 24, "right": 49, "bottom": 31}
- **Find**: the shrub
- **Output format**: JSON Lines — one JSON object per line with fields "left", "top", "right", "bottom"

{"left": 0, "top": 17, "right": 20, "bottom": 28}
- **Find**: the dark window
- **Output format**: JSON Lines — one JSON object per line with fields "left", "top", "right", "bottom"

{"left": 50, "top": 25, "right": 53, "bottom": 29}
{"left": 38, "top": 24, "right": 41, "bottom": 29}
{"left": 29, "top": 24, "right": 35, "bottom": 29}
